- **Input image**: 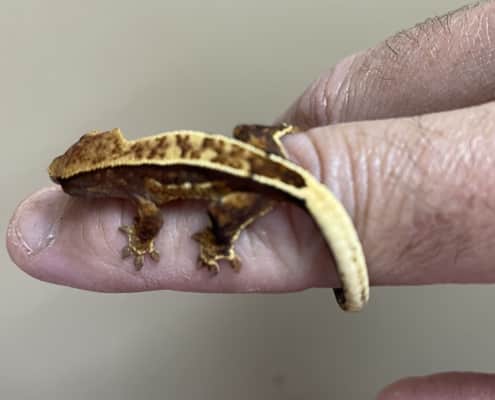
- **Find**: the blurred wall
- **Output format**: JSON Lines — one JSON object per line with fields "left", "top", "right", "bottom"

{"left": 1, "top": 1, "right": 488, "bottom": 399}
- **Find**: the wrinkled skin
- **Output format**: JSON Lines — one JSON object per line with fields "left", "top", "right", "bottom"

{"left": 7, "top": 1, "right": 495, "bottom": 398}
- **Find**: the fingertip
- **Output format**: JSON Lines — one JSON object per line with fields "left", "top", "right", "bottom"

{"left": 277, "top": 54, "right": 360, "bottom": 129}
{"left": 6, "top": 187, "right": 142, "bottom": 291}
{"left": 6, "top": 187, "right": 67, "bottom": 277}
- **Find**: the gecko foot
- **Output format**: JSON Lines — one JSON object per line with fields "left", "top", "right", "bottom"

{"left": 192, "top": 228, "right": 241, "bottom": 274}
{"left": 119, "top": 225, "right": 160, "bottom": 270}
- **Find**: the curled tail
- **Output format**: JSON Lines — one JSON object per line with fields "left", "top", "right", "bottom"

{"left": 302, "top": 178, "right": 369, "bottom": 311}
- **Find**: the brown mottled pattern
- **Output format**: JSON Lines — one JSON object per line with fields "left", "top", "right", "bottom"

{"left": 233, "top": 124, "right": 285, "bottom": 155}
{"left": 175, "top": 134, "right": 193, "bottom": 157}
{"left": 49, "top": 128, "right": 305, "bottom": 187}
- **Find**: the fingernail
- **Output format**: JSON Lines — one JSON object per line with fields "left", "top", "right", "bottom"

{"left": 8, "top": 187, "right": 68, "bottom": 256}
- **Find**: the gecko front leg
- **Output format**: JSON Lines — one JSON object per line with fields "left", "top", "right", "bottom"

{"left": 193, "top": 192, "right": 273, "bottom": 273}
{"left": 120, "top": 195, "right": 162, "bottom": 269}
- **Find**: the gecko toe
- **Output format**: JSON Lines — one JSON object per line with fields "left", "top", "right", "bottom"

{"left": 134, "top": 255, "right": 145, "bottom": 270}
{"left": 119, "top": 225, "right": 132, "bottom": 234}
{"left": 150, "top": 250, "right": 160, "bottom": 261}
{"left": 197, "top": 256, "right": 220, "bottom": 274}
{"left": 122, "top": 245, "right": 132, "bottom": 258}
{"left": 230, "top": 255, "right": 241, "bottom": 272}
{"left": 207, "top": 263, "right": 220, "bottom": 274}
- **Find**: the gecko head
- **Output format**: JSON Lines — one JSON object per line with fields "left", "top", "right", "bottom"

{"left": 48, "top": 129, "right": 124, "bottom": 182}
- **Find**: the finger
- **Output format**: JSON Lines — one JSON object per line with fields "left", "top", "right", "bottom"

{"left": 7, "top": 101, "right": 495, "bottom": 292}
{"left": 279, "top": 1, "right": 495, "bottom": 128}
{"left": 378, "top": 372, "right": 495, "bottom": 400}
{"left": 7, "top": 187, "right": 338, "bottom": 293}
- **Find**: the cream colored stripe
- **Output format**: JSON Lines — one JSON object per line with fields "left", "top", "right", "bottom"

{"left": 303, "top": 181, "right": 369, "bottom": 311}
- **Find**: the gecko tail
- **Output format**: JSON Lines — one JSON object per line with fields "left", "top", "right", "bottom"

{"left": 303, "top": 180, "right": 369, "bottom": 311}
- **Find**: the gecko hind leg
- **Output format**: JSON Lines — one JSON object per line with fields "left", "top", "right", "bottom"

{"left": 233, "top": 123, "right": 297, "bottom": 157}
{"left": 120, "top": 195, "right": 163, "bottom": 270}
{"left": 193, "top": 192, "right": 273, "bottom": 274}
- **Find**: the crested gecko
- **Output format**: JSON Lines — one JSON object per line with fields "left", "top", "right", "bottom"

{"left": 48, "top": 124, "right": 369, "bottom": 311}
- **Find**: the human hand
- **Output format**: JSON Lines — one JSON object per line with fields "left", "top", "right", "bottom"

{"left": 7, "top": 1, "right": 495, "bottom": 397}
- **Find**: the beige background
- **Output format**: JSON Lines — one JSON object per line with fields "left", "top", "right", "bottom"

{"left": 1, "top": 1, "right": 490, "bottom": 399}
